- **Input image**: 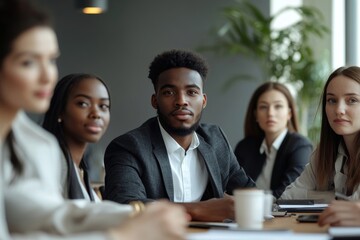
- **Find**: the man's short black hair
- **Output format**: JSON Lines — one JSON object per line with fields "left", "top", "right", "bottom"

{"left": 148, "top": 49, "right": 208, "bottom": 89}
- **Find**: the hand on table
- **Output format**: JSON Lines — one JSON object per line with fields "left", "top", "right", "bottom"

{"left": 181, "top": 193, "right": 234, "bottom": 222}
{"left": 318, "top": 200, "right": 360, "bottom": 227}
{"left": 109, "top": 201, "right": 188, "bottom": 240}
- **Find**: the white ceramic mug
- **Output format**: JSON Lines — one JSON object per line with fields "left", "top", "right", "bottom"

{"left": 234, "top": 189, "right": 264, "bottom": 229}
{"left": 263, "top": 190, "right": 274, "bottom": 218}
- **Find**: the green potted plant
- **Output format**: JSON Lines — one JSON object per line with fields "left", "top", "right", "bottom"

{"left": 200, "top": 0, "right": 330, "bottom": 143}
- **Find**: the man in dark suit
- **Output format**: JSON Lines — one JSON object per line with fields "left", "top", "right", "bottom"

{"left": 104, "top": 49, "right": 255, "bottom": 222}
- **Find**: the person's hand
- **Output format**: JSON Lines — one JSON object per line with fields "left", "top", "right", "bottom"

{"left": 318, "top": 200, "right": 360, "bottom": 226}
{"left": 109, "top": 201, "right": 188, "bottom": 240}
{"left": 182, "top": 193, "right": 234, "bottom": 222}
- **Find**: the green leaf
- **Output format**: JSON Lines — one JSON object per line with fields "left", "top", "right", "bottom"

{"left": 198, "top": 0, "right": 330, "bottom": 140}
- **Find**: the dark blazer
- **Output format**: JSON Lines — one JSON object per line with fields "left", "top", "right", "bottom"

{"left": 234, "top": 132, "right": 312, "bottom": 198}
{"left": 66, "top": 157, "right": 95, "bottom": 201}
{"left": 104, "top": 117, "right": 255, "bottom": 204}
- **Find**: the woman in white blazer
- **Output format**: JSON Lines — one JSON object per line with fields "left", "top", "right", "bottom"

{"left": 0, "top": 0, "right": 187, "bottom": 239}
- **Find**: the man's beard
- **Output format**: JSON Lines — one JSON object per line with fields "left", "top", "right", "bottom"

{"left": 157, "top": 109, "right": 201, "bottom": 136}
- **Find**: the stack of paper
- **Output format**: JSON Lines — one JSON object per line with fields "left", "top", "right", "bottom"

{"left": 329, "top": 227, "right": 360, "bottom": 237}
{"left": 276, "top": 199, "right": 328, "bottom": 212}
{"left": 187, "top": 229, "right": 330, "bottom": 240}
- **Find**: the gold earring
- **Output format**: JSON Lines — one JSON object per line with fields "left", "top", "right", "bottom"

{"left": 57, "top": 118, "right": 62, "bottom": 123}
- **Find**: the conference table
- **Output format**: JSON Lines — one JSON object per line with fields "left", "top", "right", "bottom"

{"left": 264, "top": 213, "right": 327, "bottom": 233}
{"left": 187, "top": 213, "right": 332, "bottom": 240}
{"left": 187, "top": 206, "right": 360, "bottom": 240}
{"left": 189, "top": 213, "right": 327, "bottom": 233}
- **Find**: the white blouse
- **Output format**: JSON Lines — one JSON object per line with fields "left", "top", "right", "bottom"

{"left": 3, "top": 112, "right": 132, "bottom": 238}
{"left": 256, "top": 129, "right": 288, "bottom": 190}
{"left": 280, "top": 144, "right": 360, "bottom": 202}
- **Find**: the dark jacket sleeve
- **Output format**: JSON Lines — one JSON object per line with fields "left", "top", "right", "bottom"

{"left": 234, "top": 137, "right": 265, "bottom": 181}
{"left": 103, "top": 131, "right": 166, "bottom": 204}
{"left": 105, "top": 121, "right": 256, "bottom": 203}
{"left": 216, "top": 128, "right": 256, "bottom": 194}
{"left": 104, "top": 135, "right": 146, "bottom": 204}
{"left": 271, "top": 133, "right": 313, "bottom": 198}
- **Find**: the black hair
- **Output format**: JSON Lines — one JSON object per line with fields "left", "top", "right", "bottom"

{"left": 6, "top": 131, "right": 23, "bottom": 176}
{"left": 43, "top": 73, "right": 110, "bottom": 158}
{"left": 148, "top": 49, "right": 209, "bottom": 90}
{"left": 42, "top": 73, "right": 110, "bottom": 198}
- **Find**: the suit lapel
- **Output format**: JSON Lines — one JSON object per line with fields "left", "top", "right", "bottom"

{"left": 67, "top": 157, "right": 85, "bottom": 200}
{"left": 149, "top": 119, "right": 175, "bottom": 201}
{"left": 197, "top": 137, "right": 223, "bottom": 198}
{"left": 80, "top": 159, "right": 95, "bottom": 201}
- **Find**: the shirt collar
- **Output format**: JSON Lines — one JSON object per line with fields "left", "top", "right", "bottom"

{"left": 259, "top": 129, "right": 288, "bottom": 154}
{"left": 157, "top": 118, "right": 200, "bottom": 154}
{"left": 338, "top": 143, "right": 348, "bottom": 160}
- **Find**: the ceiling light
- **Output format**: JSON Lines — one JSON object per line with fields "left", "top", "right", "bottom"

{"left": 75, "top": 0, "right": 108, "bottom": 14}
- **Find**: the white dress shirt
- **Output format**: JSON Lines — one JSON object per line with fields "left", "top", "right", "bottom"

{"left": 256, "top": 129, "right": 288, "bottom": 190}
{"left": 158, "top": 119, "right": 208, "bottom": 202}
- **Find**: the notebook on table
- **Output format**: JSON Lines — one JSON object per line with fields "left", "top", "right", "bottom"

{"left": 276, "top": 199, "right": 328, "bottom": 212}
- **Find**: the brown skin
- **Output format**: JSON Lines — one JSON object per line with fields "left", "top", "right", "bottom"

{"left": 181, "top": 193, "right": 235, "bottom": 222}
{"left": 0, "top": 10, "right": 185, "bottom": 239}
{"left": 318, "top": 200, "right": 360, "bottom": 226}
{"left": 151, "top": 67, "right": 206, "bottom": 150}
{"left": 151, "top": 67, "right": 235, "bottom": 222}
{"left": 60, "top": 77, "right": 110, "bottom": 166}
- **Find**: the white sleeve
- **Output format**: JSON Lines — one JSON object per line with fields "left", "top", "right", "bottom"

{"left": 5, "top": 178, "right": 132, "bottom": 235}
{"left": 6, "top": 114, "right": 133, "bottom": 235}
{"left": 279, "top": 156, "right": 317, "bottom": 199}
{"left": 11, "top": 232, "right": 109, "bottom": 240}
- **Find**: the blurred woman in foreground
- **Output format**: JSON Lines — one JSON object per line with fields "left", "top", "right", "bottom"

{"left": 0, "top": 0, "right": 187, "bottom": 239}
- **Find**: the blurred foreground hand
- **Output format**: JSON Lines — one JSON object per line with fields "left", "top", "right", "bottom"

{"left": 109, "top": 201, "right": 188, "bottom": 240}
